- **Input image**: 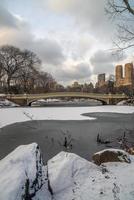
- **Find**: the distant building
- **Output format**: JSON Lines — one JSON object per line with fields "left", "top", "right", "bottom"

{"left": 108, "top": 74, "right": 115, "bottom": 82}
{"left": 115, "top": 63, "right": 134, "bottom": 87}
{"left": 96, "top": 73, "right": 106, "bottom": 88}
{"left": 71, "top": 81, "right": 82, "bottom": 92}
{"left": 72, "top": 81, "right": 79, "bottom": 88}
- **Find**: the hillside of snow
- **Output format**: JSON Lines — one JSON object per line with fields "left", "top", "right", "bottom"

{"left": 0, "top": 105, "right": 134, "bottom": 128}
{"left": 0, "top": 143, "right": 134, "bottom": 199}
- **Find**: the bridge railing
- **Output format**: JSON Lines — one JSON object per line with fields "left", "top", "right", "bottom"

{"left": 6, "top": 92, "right": 128, "bottom": 99}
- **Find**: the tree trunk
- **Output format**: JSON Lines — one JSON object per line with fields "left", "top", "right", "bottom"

{"left": 7, "top": 77, "right": 11, "bottom": 93}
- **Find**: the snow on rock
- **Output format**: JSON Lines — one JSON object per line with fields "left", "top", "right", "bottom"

{"left": 0, "top": 143, "right": 51, "bottom": 200}
{"left": 117, "top": 99, "right": 134, "bottom": 106}
{"left": 92, "top": 148, "right": 131, "bottom": 165}
{"left": 47, "top": 151, "right": 99, "bottom": 200}
{"left": 1, "top": 144, "right": 134, "bottom": 199}
{"left": 48, "top": 151, "right": 134, "bottom": 200}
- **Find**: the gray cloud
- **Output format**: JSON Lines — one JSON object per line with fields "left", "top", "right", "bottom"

{"left": 56, "top": 62, "right": 92, "bottom": 81}
{"left": 0, "top": 1, "right": 65, "bottom": 66}
{"left": 0, "top": 23, "right": 65, "bottom": 66}
{"left": 47, "top": 0, "right": 114, "bottom": 40}
{"left": 90, "top": 50, "right": 126, "bottom": 74}
{"left": 0, "top": 4, "right": 18, "bottom": 28}
{"left": 32, "top": 39, "right": 65, "bottom": 65}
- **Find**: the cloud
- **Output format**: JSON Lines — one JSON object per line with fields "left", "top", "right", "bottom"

{"left": 0, "top": 21, "right": 65, "bottom": 67}
{"left": 47, "top": 0, "right": 114, "bottom": 40}
{"left": 0, "top": 3, "right": 19, "bottom": 28}
{"left": 56, "top": 62, "right": 92, "bottom": 81}
{"left": 33, "top": 39, "right": 65, "bottom": 65}
{"left": 70, "top": 34, "right": 96, "bottom": 60}
{"left": 90, "top": 49, "right": 127, "bottom": 75}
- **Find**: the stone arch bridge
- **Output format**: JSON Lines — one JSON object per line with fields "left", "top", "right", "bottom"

{"left": 5, "top": 92, "right": 129, "bottom": 106}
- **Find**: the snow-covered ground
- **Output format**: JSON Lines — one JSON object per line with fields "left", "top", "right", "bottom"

{"left": 0, "top": 105, "right": 134, "bottom": 128}
{"left": 0, "top": 143, "right": 134, "bottom": 200}
{"left": 0, "top": 99, "right": 18, "bottom": 107}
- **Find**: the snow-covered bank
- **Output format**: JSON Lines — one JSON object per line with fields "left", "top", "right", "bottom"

{"left": 118, "top": 99, "right": 134, "bottom": 106}
{"left": 0, "top": 99, "right": 18, "bottom": 107}
{"left": 0, "top": 143, "right": 134, "bottom": 200}
{"left": 0, "top": 106, "right": 134, "bottom": 128}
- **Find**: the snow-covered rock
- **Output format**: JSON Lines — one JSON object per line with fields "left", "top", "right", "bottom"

{"left": 48, "top": 151, "right": 134, "bottom": 200}
{"left": 48, "top": 151, "right": 99, "bottom": 200}
{"left": 117, "top": 99, "right": 134, "bottom": 106}
{"left": 92, "top": 148, "right": 131, "bottom": 165}
{"left": 1, "top": 144, "right": 134, "bottom": 200}
{"left": 0, "top": 143, "right": 51, "bottom": 200}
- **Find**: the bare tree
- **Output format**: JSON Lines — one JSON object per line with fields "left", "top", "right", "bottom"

{"left": 106, "top": 0, "right": 134, "bottom": 51}
{"left": 0, "top": 62, "right": 5, "bottom": 91}
{"left": 0, "top": 45, "right": 56, "bottom": 94}
{"left": 36, "top": 71, "right": 55, "bottom": 92}
{"left": 18, "top": 50, "right": 41, "bottom": 93}
{"left": 0, "top": 45, "right": 24, "bottom": 92}
{"left": 0, "top": 62, "right": 4, "bottom": 81}
{"left": 0, "top": 46, "right": 41, "bottom": 93}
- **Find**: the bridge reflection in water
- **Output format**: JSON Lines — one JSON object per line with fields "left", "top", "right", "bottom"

{"left": 6, "top": 92, "right": 129, "bottom": 106}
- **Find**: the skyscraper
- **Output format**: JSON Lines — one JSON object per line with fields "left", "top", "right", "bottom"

{"left": 115, "top": 65, "right": 123, "bottom": 87}
{"left": 115, "top": 63, "right": 134, "bottom": 87}
{"left": 97, "top": 73, "right": 105, "bottom": 87}
{"left": 125, "top": 63, "right": 133, "bottom": 85}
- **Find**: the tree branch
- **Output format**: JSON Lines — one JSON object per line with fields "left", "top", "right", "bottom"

{"left": 123, "top": 0, "right": 134, "bottom": 15}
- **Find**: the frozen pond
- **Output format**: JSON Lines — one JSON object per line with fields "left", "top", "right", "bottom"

{"left": 0, "top": 106, "right": 134, "bottom": 163}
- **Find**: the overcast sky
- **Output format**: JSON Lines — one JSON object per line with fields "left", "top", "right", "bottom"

{"left": 0, "top": 0, "right": 133, "bottom": 85}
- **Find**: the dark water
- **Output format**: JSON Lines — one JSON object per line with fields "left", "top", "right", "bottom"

{"left": 31, "top": 100, "right": 102, "bottom": 107}
{"left": 0, "top": 112, "right": 134, "bottom": 164}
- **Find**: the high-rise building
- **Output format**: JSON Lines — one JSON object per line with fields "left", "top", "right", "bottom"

{"left": 115, "top": 65, "right": 123, "bottom": 87}
{"left": 125, "top": 63, "right": 133, "bottom": 85}
{"left": 97, "top": 73, "right": 105, "bottom": 87}
{"left": 115, "top": 63, "right": 134, "bottom": 87}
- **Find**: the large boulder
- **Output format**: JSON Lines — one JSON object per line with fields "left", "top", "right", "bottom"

{"left": 0, "top": 143, "right": 51, "bottom": 200}
{"left": 47, "top": 151, "right": 100, "bottom": 200}
{"left": 92, "top": 149, "right": 131, "bottom": 165}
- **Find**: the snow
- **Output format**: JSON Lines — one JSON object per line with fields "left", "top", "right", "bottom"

{"left": 48, "top": 151, "right": 98, "bottom": 200}
{"left": 94, "top": 148, "right": 130, "bottom": 155}
{"left": 0, "top": 105, "right": 134, "bottom": 128}
{"left": 0, "top": 143, "right": 51, "bottom": 200}
{"left": 48, "top": 151, "right": 134, "bottom": 200}
{"left": 0, "top": 99, "right": 18, "bottom": 107}
{"left": 1, "top": 144, "right": 134, "bottom": 200}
